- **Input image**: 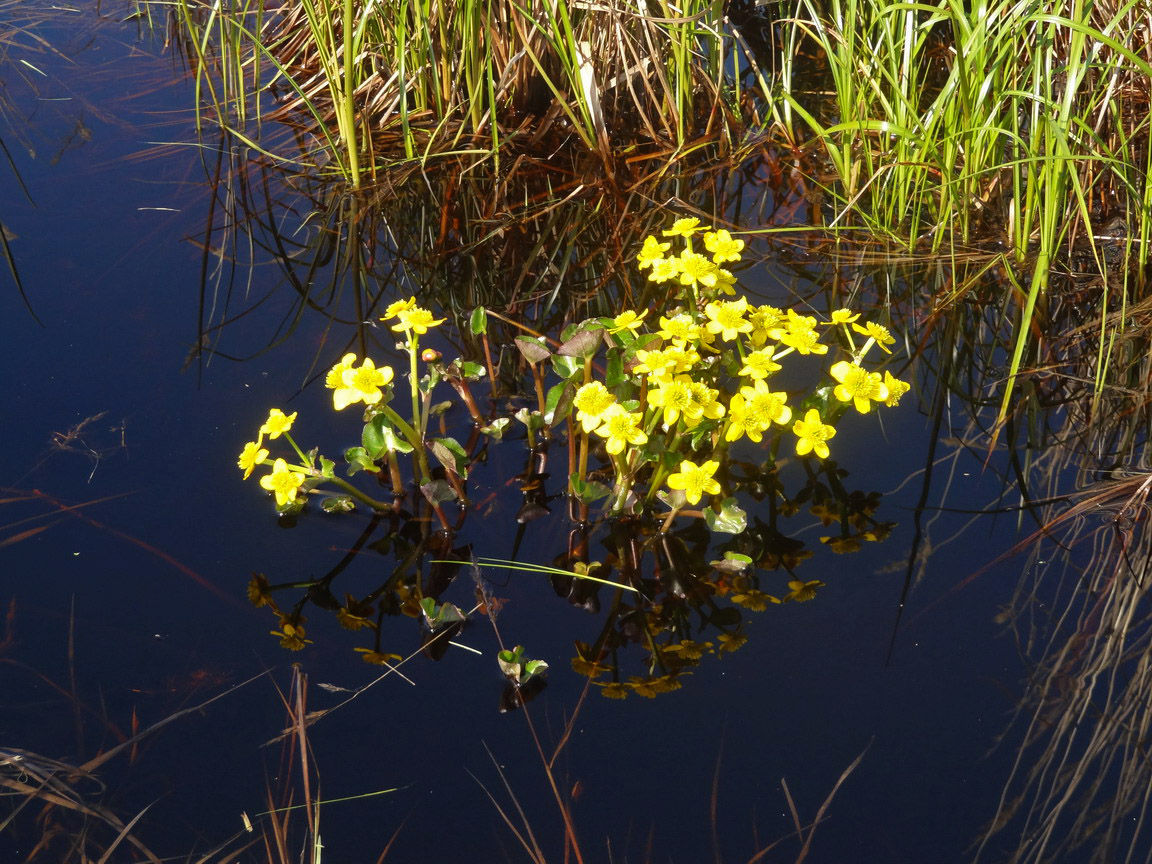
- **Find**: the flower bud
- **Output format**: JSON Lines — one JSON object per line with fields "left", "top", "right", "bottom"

{"left": 421, "top": 348, "right": 442, "bottom": 363}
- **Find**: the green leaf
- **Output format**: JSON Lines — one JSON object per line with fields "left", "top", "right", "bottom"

{"left": 344, "top": 446, "right": 376, "bottom": 476}
{"left": 514, "top": 407, "right": 545, "bottom": 433}
{"left": 321, "top": 496, "right": 356, "bottom": 513}
{"left": 319, "top": 456, "right": 336, "bottom": 479}
{"left": 557, "top": 326, "right": 603, "bottom": 360}
{"left": 515, "top": 336, "right": 551, "bottom": 365}
{"left": 470, "top": 307, "right": 488, "bottom": 335}
{"left": 523, "top": 659, "right": 549, "bottom": 679}
{"left": 569, "top": 473, "right": 611, "bottom": 505}
{"left": 430, "top": 437, "right": 469, "bottom": 478}
{"left": 705, "top": 498, "right": 747, "bottom": 534}
{"left": 551, "top": 353, "right": 582, "bottom": 380}
{"left": 457, "top": 360, "right": 485, "bottom": 381}
{"left": 605, "top": 352, "right": 625, "bottom": 388}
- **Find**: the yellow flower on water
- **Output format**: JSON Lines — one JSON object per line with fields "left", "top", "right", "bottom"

{"left": 852, "top": 320, "right": 896, "bottom": 353}
{"left": 594, "top": 405, "right": 648, "bottom": 455}
{"left": 738, "top": 348, "right": 782, "bottom": 380}
{"left": 703, "top": 229, "right": 745, "bottom": 264}
{"left": 666, "top": 459, "right": 721, "bottom": 506}
{"left": 704, "top": 298, "right": 752, "bottom": 342}
{"left": 648, "top": 375, "right": 700, "bottom": 427}
{"left": 238, "top": 441, "right": 269, "bottom": 480}
{"left": 260, "top": 409, "right": 297, "bottom": 440}
{"left": 573, "top": 381, "right": 617, "bottom": 434}
{"left": 793, "top": 409, "right": 836, "bottom": 459}
{"left": 325, "top": 352, "right": 357, "bottom": 389}
{"left": 259, "top": 458, "right": 306, "bottom": 507}
{"left": 648, "top": 257, "right": 681, "bottom": 283}
{"left": 830, "top": 360, "right": 889, "bottom": 414}
{"left": 391, "top": 305, "right": 445, "bottom": 336}
{"left": 883, "top": 371, "right": 911, "bottom": 407}
{"left": 663, "top": 217, "right": 705, "bottom": 238}
{"left": 829, "top": 308, "right": 860, "bottom": 325}
{"left": 677, "top": 251, "right": 719, "bottom": 288}
{"left": 333, "top": 357, "right": 395, "bottom": 411}
{"left": 608, "top": 309, "right": 648, "bottom": 334}
{"left": 636, "top": 236, "right": 671, "bottom": 269}
{"left": 380, "top": 296, "right": 417, "bottom": 322}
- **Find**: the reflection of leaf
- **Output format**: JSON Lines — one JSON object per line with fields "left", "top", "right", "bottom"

{"left": 421, "top": 479, "right": 458, "bottom": 505}
{"left": 705, "top": 497, "right": 747, "bottom": 534}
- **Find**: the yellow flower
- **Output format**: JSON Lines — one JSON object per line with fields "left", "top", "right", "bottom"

{"left": 740, "top": 379, "right": 792, "bottom": 428}
{"left": 573, "top": 381, "right": 617, "bottom": 434}
{"left": 677, "top": 251, "right": 719, "bottom": 288}
{"left": 852, "top": 320, "right": 896, "bottom": 353}
{"left": 713, "top": 268, "right": 738, "bottom": 295}
{"left": 738, "top": 348, "right": 782, "bottom": 380}
{"left": 608, "top": 309, "right": 648, "bottom": 334}
{"left": 682, "top": 381, "right": 725, "bottom": 428}
{"left": 260, "top": 409, "right": 297, "bottom": 440}
{"left": 725, "top": 393, "right": 768, "bottom": 443}
{"left": 657, "top": 313, "right": 701, "bottom": 346}
{"left": 325, "top": 352, "right": 357, "bottom": 389}
{"left": 830, "top": 360, "right": 889, "bottom": 414}
{"left": 883, "top": 371, "right": 911, "bottom": 407}
{"left": 238, "top": 441, "right": 269, "bottom": 480}
{"left": 662, "top": 217, "right": 705, "bottom": 238}
{"left": 594, "top": 405, "right": 648, "bottom": 455}
{"left": 334, "top": 357, "right": 395, "bottom": 411}
{"left": 703, "top": 298, "right": 752, "bottom": 342}
{"left": 771, "top": 309, "right": 827, "bottom": 355}
{"left": 748, "top": 304, "right": 786, "bottom": 347}
{"left": 666, "top": 459, "right": 721, "bottom": 506}
{"left": 829, "top": 308, "right": 860, "bottom": 325}
{"left": 636, "top": 236, "right": 671, "bottom": 269}
{"left": 259, "top": 458, "right": 306, "bottom": 507}
{"left": 391, "top": 305, "right": 445, "bottom": 336}
{"left": 380, "top": 296, "right": 417, "bottom": 322}
{"left": 793, "top": 409, "right": 836, "bottom": 459}
{"left": 648, "top": 375, "right": 700, "bottom": 427}
{"left": 703, "top": 229, "right": 745, "bottom": 264}
{"left": 648, "top": 257, "right": 681, "bottom": 283}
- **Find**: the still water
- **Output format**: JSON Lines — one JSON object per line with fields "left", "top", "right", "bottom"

{"left": 0, "top": 5, "right": 1098, "bottom": 863}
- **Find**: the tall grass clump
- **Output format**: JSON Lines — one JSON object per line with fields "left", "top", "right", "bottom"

{"left": 171, "top": 0, "right": 772, "bottom": 185}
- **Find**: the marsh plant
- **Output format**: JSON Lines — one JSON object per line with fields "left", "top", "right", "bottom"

{"left": 236, "top": 220, "right": 905, "bottom": 692}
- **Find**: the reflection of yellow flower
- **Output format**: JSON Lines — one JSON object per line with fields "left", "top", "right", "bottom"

{"left": 573, "top": 381, "right": 616, "bottom": 433}
{"left": 636, "top": 236, "right": 671, "bottom": 269}
{"left": 260, "top": 409, "right": 297, "bottom": 440}
{"left": 704, "top": 229, "right": 745, "bottom": 263}
{"left": 608, "top": 309, "right": 647, "bottom": 334}
{"left": 662, "top": 217, "right": 704, "bottom": 237}
{"left": 392, "top": 305, "right": 445, "bottom": 335}
{"left": 598, "top": 681, "right": 630, "bottom": 699}
{"left": 238, "top": 441, "right": 269, "bottom": 479}
{"left": 786, "top": 579, "right": 825, "bottom": 602}
{"left": 852, "top": 320, "right": 896, "bottom": 353}
{"left": 333, "top": 357, "right": 394, "bottom": 411}
{"left": 666, "top": 459, "right": 721, "bottom": 505}
{"left": 830, "top": 360, "right": 889, "bottom": 414}
{"left": 883, "top": 371, "right": 911, "bottom": 406}
{"left": 259, "top": 458, "right": 306, "bottom": 507}
{"left": 594, "top": 405, "right": 648, "bottom": 455}
{"left": 793, "top": 409, "right": 836, "bottom": 459}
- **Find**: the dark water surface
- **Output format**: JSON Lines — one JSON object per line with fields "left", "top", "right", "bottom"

{"left": 0, "top": 8, "right": 1065, "bottom": 863}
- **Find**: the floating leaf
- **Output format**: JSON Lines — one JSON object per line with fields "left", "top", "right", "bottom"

{"left": 705, "top": 498, "right": 747, "bottom": 534}
{"left": 321, "top": 496, "right": 355, "bottom": 513}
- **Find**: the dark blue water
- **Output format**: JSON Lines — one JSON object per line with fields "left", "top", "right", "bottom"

{"left": 0, "top": 7, "right": 1076, "bottom": 863}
